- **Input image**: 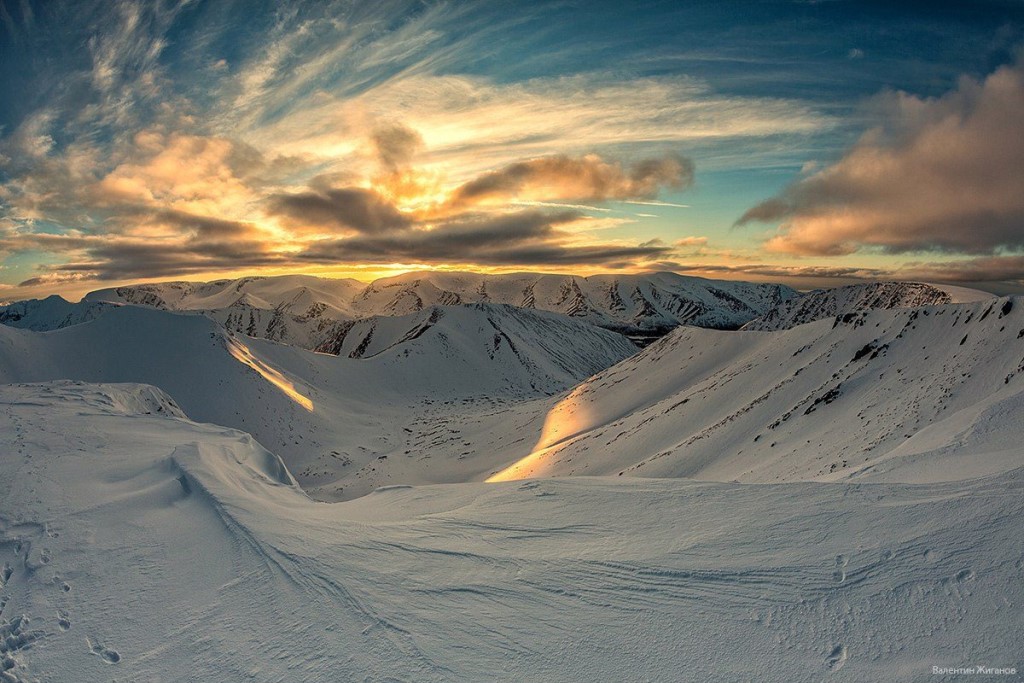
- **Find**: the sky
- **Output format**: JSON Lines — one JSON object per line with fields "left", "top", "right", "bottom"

{"left": 1, "top": 0, "right": 1023, "bottom": 300}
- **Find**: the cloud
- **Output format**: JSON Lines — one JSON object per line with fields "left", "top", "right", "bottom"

{"left": 737, "top": 59, "right": 1024, "bottom": 257}
{"left": 268, "top": 187, "right": 412, "bottom": 234}
{"left": 667, "top": 262, "right": 888, "bottom": 280}
{"left": 241, "top": 72, "right": 831, "bottom": 185}
{"left": 898, "top": 254, "right": 1024, "bottom": 283}
{"left": 662, "top": 254, "right": 1024, "bottom": 285}
{"left": 2, "top": 1, "right": 842, "bottom": 292}
{"left": 3, "top": 205, "right": 673, "bottom": 282}
{"left": 298, "top": 209, "right": 671, "bottom": 266}
{"left": 372, "top": 122, "right": 424, "bottom": 171}
{"left": 447, "top": 152, "right": 694, "bottom": 208}
{"left": 150, "top": 210, "right": 259, "bottom": 239}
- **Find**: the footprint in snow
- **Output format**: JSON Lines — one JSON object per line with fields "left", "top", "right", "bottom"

{"left": 955, "top": 568, "right": 975, "bottom": 583}
{"left": 826, "top": 644, "right": 848, "bottom": 671}
{"left": 87, "top": 638, "right": 121, "bottom": 664}
{"left": 832, "top": 555, "right": 848, "bottom": 583}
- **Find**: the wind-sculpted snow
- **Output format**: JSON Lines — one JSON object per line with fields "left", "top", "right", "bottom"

{"left": 742, "top": 281, "right": 991, "bottom": 331}
{"left": 0, "top": 382, "right": 1021, "bottom": 682}
{"left": 484, "top": 296, "right": 1024, "bottom": 485}
{"left": 85, "top": 270, "right": 797, "bottom": 348}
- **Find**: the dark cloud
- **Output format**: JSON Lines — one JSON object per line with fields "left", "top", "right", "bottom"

{"left": 663, "top": 255, "right": 1024, "bottom": 286}
{"left": 664, "top": 262, "right": 889, "bottom": 280}
{"left": 298, "top": 208, "right": 672, "bottom": 267}
{"left": 899, "top": 254, "right": 1024, "bottom": 283}
{"left": 5, "top": 228, "right": 282, "bottom": 283}
{"left": 152, "top": 210, "right": 257, "bottom": 239}
{"left": 299, "top": 209, "right": 576, "bottom": 262}
{"left": 448, "top": 152, "right": 694, "bottom": 208}
{"left": 372, "top": 123, "right": 424, "bottom": 171}
{"left": 7, "top": 207, "right": 672, "bottom": 283}
{"left": 267, "top": 187, "right": 412, "bottom": 233}
{"left": 737, "top": 60, "right": 1024, "bottom": 257}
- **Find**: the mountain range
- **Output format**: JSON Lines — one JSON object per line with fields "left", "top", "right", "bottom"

{"left": 83, "top": 271, "right": 798, "bottom": 348}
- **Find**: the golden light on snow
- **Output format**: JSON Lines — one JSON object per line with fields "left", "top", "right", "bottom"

{"left": 486, "top": 388, "right": 591, "bottom": 482}
{"left": 227, "top": 339, "right": 314, "bottom": 412}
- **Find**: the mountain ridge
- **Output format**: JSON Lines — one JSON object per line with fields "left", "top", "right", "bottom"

{"left": 742, "top": 281, "right": 992, "bottom": 331}
{"left": 482, "top": 296, "right": 1024, "bottom": 485}
{"left": 84, "top": 270, "right": 798, "bottom": 348}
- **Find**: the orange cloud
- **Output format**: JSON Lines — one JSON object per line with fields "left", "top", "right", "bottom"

{"left": 739, "top": 60, "right": 1024, "bottom": 257}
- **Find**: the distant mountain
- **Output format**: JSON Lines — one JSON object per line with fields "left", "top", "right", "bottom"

{"left": 84, "top": 271, "right": 798, "bottom": 347}
{"left": 741, "top": 281, "right": 992, "bottom": 331}
{"left": 84, "top": 274, "right": 365, "bottom": 316}
{"left": 341, "top": 271, "right": 797, "bottom": 334}
{"left": 483, "top": 296, "right": 1024, "bottom": 485}
{"left": 0, "top": 294, "right": 116, "bottom": 331}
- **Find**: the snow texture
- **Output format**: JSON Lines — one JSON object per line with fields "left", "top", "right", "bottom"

{"left": 0, "top": 381, "right": 1021, "bottom": 682}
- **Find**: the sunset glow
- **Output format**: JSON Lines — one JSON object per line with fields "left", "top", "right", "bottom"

{"left": 1, "top": 2, "right": 1023, "bottom": 300}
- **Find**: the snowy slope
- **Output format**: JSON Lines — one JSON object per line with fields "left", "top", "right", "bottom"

{"left": 85, "top": 271, "right": 798, "bottom": 347}
{"left": 0, "top": 295, "right": 116, "bottom": 331}
{"left": 0, "top": 303, "right": 635, "bottom": 499}
{"left": 741, "top": 281, "right": 992, "bottom": 331}
{"left": 1, "top": 381, "right": 1021, "bottom": 682}
{"left": 482, "top": 297, "right": 1024, "bottom": 485}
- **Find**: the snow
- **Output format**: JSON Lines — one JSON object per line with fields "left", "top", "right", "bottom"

{"left": 2, "top": 291, "right": 1023, "bottom": 498}
{"left": 1, "top": 281, "right": 1022, "bottom": 680}
{"left": 926, "top": 282, "right": 995, "bottom": 304}
{"left": 479, "top": 297, "right": 1024, "bottom": 485}
{"left": 0, "top": 295, "right": 115, "bottom": 332}
{"left": 741, "top": 281, "right": 991, "bottom": 331}
{"left": 84, "top": 271, "right": 798, "bottom": 350}
{"left": 1, "top": 381, "right": 1021, "bottom": 682}
{"left": 0, "top": 302, "right": 636, "bottom": 500}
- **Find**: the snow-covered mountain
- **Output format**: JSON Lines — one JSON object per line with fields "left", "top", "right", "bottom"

{"left": 742, "top": 281, "right": 992, "bottom": 331}
{"left": 0, "top": 302, "right": 635, "bottom": 499}
{"left": 342, "top": 271, "right": 797, "bottom": 332}
{"left": 5, "top": 289, "right": 1023, "bottom": 502}
{"left": 482, "top": 297, "right": 1024, "bottom": 485}
{"left": 85, "top": 271, "right": 797, "bottom": 347}
{"left": 85, "top": 273, "right": 365, "bottom": 317}
{"left": 2, "top": 380, "right": 1021, "bottom": 682}
{"left": 0, "top": 295, "right": 115, "bottom": 331}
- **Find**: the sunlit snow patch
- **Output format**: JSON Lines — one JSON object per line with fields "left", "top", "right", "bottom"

{"left": 227, "top": 338, "right": 314, "bottom": 412}
{"left": 487, "top": 385, "right": 592, "bottom": 482}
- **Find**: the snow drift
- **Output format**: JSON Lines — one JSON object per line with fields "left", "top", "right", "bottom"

{"left": 1, "top": 381, "right": 1020, "bottom": 682}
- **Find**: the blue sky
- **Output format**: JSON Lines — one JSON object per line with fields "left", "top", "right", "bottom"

{"left": 1, "top": 0, "right": 1023, "bottom": 298}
